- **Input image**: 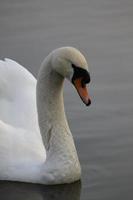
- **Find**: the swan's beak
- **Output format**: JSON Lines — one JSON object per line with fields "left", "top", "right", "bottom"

{"left": 73, "top": 78, "right": 91, "bottom": 106}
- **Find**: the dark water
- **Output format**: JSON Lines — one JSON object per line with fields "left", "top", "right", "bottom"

{"left": 0, "top": 0, "right": 133, "bottom": 199}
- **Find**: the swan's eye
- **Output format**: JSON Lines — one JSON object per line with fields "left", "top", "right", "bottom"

{"left": 71, "top": 64, "right": 90, "bottom": 85}
{"left": 81, "top": 78, "right": 87, "bottom": 88}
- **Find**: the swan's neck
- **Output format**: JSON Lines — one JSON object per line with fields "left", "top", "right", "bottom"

{"left": 37, "top": 55, "right": 68, "bottom": 149}
{"left": 36, "top": 55, "right": 81, "bottom": 184}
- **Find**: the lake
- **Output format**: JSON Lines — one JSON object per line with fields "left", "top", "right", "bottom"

{"left": 0, "top": 0, "right": 133, "bottom": 199}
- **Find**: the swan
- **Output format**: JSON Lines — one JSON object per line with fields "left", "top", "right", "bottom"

{"left": 0, "top": 47, "right": 91, "bottom": 185}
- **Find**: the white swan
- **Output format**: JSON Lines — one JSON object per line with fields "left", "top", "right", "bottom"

{"left": 0, "top": 47, "right": 91, "bottom": 185}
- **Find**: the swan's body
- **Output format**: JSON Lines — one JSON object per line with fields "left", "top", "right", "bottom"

{"left": 0, "top": 47, "right": 91, "bottom": 184}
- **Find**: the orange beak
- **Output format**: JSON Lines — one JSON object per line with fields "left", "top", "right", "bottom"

{"left": 73, "top": 78, "right": 91, "bottom": 106}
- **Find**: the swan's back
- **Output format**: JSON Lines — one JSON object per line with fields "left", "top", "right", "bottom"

{"left": 0, "top": 59, "right": 38, "bottom": 131}
{"left": 0, "top": 59, "right": 45, "bottom": 181}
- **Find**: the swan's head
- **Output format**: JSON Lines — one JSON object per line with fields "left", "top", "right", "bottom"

{"left": 52, "top": 47, "right": 91, "bottom": 106}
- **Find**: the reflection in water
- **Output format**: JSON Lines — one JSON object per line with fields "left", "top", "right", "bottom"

{"left": 0, "top": 180, "right": 81, "bottom": 200}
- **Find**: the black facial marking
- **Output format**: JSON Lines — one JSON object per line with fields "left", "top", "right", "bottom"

{"left": 72, "top": 64, "right": 91, "bottom": 85}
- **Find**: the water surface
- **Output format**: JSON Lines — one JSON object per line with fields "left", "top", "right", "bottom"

{"left": 0, "top": 0, "right": 133, "bottom": 199}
